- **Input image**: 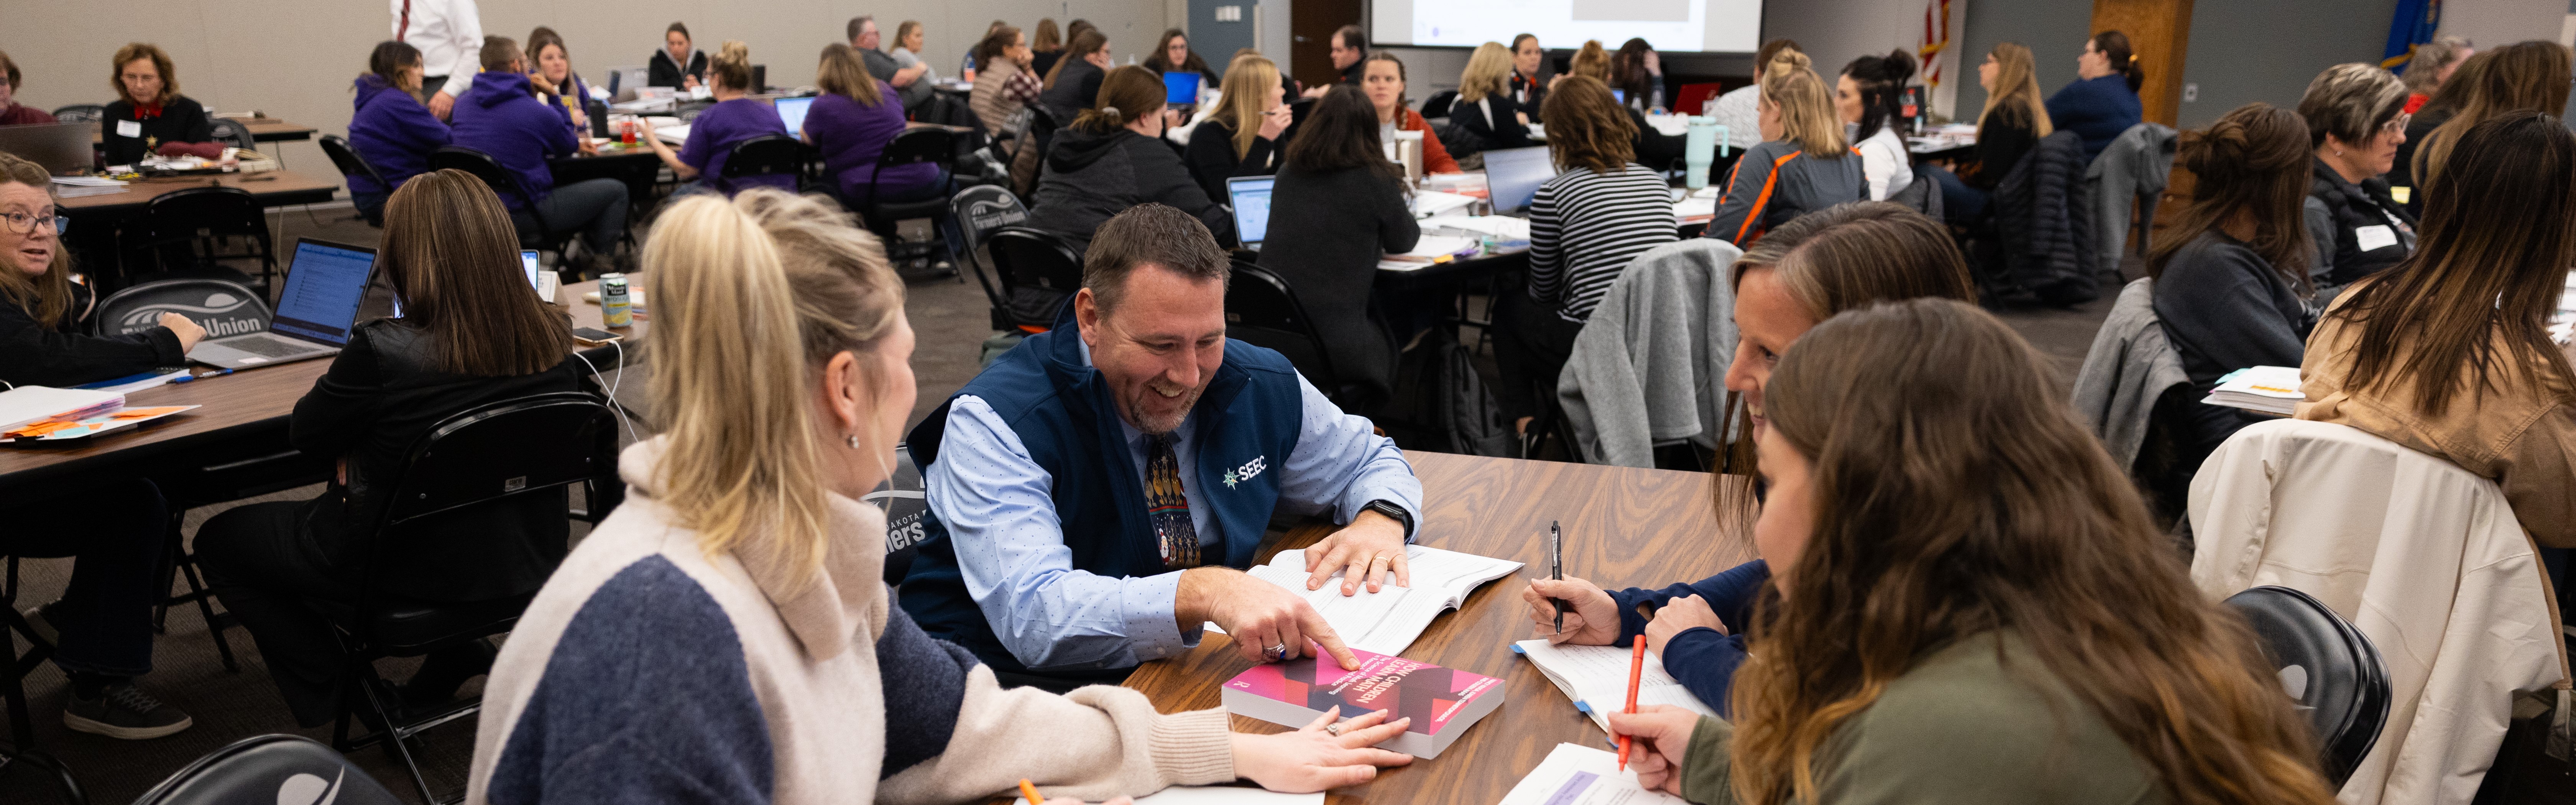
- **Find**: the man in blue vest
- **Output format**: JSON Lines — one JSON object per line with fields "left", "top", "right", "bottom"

{"left": 900, "top": 205, "right": 1423, "bottom": 688}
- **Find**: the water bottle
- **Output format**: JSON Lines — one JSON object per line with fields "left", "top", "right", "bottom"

{"left": 1684, "top": 117, "right": 1720, "bottom": 190}
{"left": 600, "top": 273, "right": 631, "bottom": 328}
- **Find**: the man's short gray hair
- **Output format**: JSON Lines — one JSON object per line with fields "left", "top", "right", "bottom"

{"left": 847, "top": 16, "right": 875, "bottom": 43}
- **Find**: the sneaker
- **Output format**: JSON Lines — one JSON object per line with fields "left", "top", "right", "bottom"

{"left": 64, "top": 683, "right": 193, "bottom": 739}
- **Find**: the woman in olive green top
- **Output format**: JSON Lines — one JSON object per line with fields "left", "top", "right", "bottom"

{"left": 1611, "top": 299, "right": 2340, "bottom": 805}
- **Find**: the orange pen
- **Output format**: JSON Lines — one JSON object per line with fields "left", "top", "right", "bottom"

{"left": 1619, "top": 634, "right": 1644, "bottom": 770}
{"left": 1019, "top": 779, "right": 1045, "bottom": 804}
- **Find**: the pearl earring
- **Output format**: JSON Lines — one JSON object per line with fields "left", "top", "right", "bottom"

{"left": 846, "top": 434, "right": 862, "bottom": 449}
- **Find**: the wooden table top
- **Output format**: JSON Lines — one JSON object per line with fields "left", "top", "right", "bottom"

{"left": 235, "top": 118, "right": 319, "bottom": 141}
{"left": 57, "top": 169, "right": 340, "bottom": 212}
{"left": 559, "top": 277, "right": 651, "bottom": 348}
{"left": 1118, "top": 452, "right": 1756, "bottom": 805}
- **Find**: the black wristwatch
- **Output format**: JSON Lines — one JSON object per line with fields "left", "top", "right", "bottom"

{"left": 1362, "top": 499, "right": 1414, "bottom": 539}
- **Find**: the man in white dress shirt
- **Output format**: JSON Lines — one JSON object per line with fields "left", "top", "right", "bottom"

{"left": 391, "top": 0, "right": 483, "bottom": 120}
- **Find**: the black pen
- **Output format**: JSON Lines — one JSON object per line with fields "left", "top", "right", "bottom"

{"left": 1550, "top": 520, "right": 1567, "bottom": 633}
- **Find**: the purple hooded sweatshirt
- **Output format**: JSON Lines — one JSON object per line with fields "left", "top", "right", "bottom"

{"left": 448, "top": 72, "right": 578, "bottom": 209}
{"left": 345, "top": 75, "right": 451, "bottom": 208}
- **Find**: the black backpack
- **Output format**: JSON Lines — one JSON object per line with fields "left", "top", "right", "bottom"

{"left": 1386, "top": 327, "right": 1514, "bottom": 456}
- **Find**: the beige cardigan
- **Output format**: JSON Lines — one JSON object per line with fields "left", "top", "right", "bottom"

{"left": 465, "top": 439, "right": 1236, "bottom": 804}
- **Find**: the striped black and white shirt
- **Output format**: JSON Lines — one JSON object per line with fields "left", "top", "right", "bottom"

{"left": 1527, "top": 163, "right": 1679, "bottom": 322}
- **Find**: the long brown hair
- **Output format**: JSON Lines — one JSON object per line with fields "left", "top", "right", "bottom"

{"left": 974, "top": 26, "right": 1022, "bottom": 74}
{"left": 1044, "top": 29, "right": 1109, "bottom": 90}
{"left": 110, "top": 42, "right": 179, "bottom": 105}
{"left": 1032, "top": 19, "right": 1063, "bottom": 53}
{"left": 1978, "top": 42, "right": 2053, "bottom": 138}
{"left": 817, "top": 44, "right": 883, "bottom": 107}
{"left": 2412, "top": 40, "right": 2573, "bottom": 193}
{"left": 2330, "top": 113, "right": 2576, "bottom": 416}
{"left": 1143, "top": 28, "right": 1210, "bottom": 75}
{"left": 0, "top": 153, "right": 73, "bottom": 329}
{"left": 1282, "top": 85, "right": 1398, "bottom": 181}
{"left": 2148, "top": 103, "right": 2314, "bottom": 294}
{"left": 1539, "top": 76, "right": 1635, "bottom": 174}
{"left": 378, "top": 170, "right": 574, "bottom": 375}
{"left": 1610, "top": 38, "right": 1657, "bottom": 107}
{"left": 1070, "top": 65, "right": 1165, "bottom": 135}
{"left": 1733, "top": 297, "right": 2338, "bottom": 805}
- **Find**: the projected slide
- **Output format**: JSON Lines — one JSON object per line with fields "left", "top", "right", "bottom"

{"left": 1373, "top": 0, "right": 1763, "bottom": 53}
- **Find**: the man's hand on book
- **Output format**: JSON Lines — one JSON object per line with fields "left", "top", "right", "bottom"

{"left": 1231, "top": 706, "right": 1415, "bottom": 792}
{"left": 1305, "top": 511, "right": 1411, "bottom": 595}
{"left": 1181, "top": 567, "right": 1359, "bottom": 668}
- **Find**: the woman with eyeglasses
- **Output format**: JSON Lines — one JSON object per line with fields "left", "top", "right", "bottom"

{"left": 2298, "top": 63, "right": 2417, "bottom": 294}
{"left": 0, "top": 151, "right": 199, "bottom": 741}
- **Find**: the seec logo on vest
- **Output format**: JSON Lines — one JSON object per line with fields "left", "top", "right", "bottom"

{"left": 1222, "top": 455, "right": 1268, "bottom": 489}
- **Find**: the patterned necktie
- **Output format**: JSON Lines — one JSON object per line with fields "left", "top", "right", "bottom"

{"left": 1145, "top": 435, "right": 1199, "bottom": 569}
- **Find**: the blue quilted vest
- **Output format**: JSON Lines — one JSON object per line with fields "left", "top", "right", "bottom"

{"left": 899, "top": 306, "right": 1306, "bottom": 676}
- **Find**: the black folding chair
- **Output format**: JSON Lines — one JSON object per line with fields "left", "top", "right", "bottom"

{"left": 853, "top": 128, "right": 962, "bottom": 277}
{"left": 133, "top": 187, "right": 277, "bottom": 291}
{"left": 1420, "top": 90, "right": 1459, "bottom": 120}
{"left": 319, "top": 135, "right": 390, "bottom": 226}
{"left": 1225, "top": 261, "right": 1357, "bottom": 407}
{"left": 984, "top": 226, "right": 1083, "bottom": 331}
{"left": 207, "top": 118, "right": 255, "bottom": 151}
{"left": 429, "top": 147, "right": 577, "bottom": 261}
{"left": 869, "top": 444, "right": 929, "bottom": 587}
{"left": 325, "top": 392, "right": 622, "bottom": 805}
{"left": 948, "top": 185, "right": 1031, "bottom": 331}
{"left": 132, "top": 734, "right": 403, "bottom": 805}
{"left": 0, "top": 557, "right": 86, "bottom": 805}
{"left": 718, "top": 135, "right": 810, "bottom": 190}
{"left": 2223, "top": 585, "right": 2392, "bottom": 789}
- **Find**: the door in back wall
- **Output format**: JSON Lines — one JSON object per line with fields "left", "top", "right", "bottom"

{"left": 1292, "top": 0, "right": 1362, "bottom": 89}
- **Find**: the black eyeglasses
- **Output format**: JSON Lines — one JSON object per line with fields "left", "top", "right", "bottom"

{"left": 0, "top": 211, "right": 66, "bottom": 235}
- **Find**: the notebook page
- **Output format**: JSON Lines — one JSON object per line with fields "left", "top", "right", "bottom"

{"left": 1245, "top": 564, "right": 1443, "bottom": 654}
{"left": 1516, "top": 639, "right": 1717, "bottom": 727}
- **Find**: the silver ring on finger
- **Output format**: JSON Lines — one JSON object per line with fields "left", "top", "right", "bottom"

{"left": 1323, "top": 721, "right": 1346, "bottom": 736}
{"left": 1265, "top": 642, "right": 1290, "bottom": 660}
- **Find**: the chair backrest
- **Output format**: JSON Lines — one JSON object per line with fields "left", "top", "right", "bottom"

{"left": 1026, "top": 105, "right": 1060, "bottom": 163}
{"left": 1223, "top": 261, "right": 1340, "bottom": 391}
{"left": 131, "top": 733, "right": 406, "bottom": 805}
{"left": 2222, "top": 585, "right": 2390, "bottom": 789}
{"left": 879, "top": 127, "right": 958, "bottom": 169}
{"left": 950, "top": 185, "right": 1030, "bottom": 323}
{"left": 869, "top": 442, "right": 930, "bottom": 586}
{"left": 1420, "top": 89, "right": 1458, "bottom": 120}
{"left": 51, "top": 104, "right": 106, "bottom": 123}
{"left": 429, "top": 146, "right": 539, "bottom": 212}
{"left": 319, "top": 134, "right": 388, "bottom": 189}
{"left": 208, "top": 117, "right": 255, "bottom": 151}
{"left": 985, "top": 226, "right": 1082, "bottom": 329}
{"left": 377, "top": 392, "right": 618, "bottom": 531}
{"left": 721, "top": 134, "right": 809, "bottom": 179}
{"left": 91, "top": 278, "right": 273, "bottom": 339}
{"left": 142, "top": 186, "right": 266, "bottom": 243}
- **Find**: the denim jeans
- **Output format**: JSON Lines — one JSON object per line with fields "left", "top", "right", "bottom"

{"left": 0, "top": 478, "right": 169, "bottom": 677}
{"left": 1921, "top": 163, "right": 1989, "bottom": 225}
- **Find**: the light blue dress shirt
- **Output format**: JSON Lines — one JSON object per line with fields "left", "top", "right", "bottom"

{"left": 925, "top": 343, "right": 1423, "bottom": 672}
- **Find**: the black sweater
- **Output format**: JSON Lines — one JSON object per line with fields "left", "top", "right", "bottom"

{"left": 1182, "top": 118, "right": 1285, "bottom": 202}
{"left": 1451, "top": 95, "right": 1534, "bottom": 151}
{"left": 1038, "top": 60, "right": 1106, "bottom": 125}
{"left": 1971, "top": 104, "right": 2040, "bottom": 192}
{"left": 1254, "top": 164, "right": 1418, "bottom": 409}
{"left": 2151, "top": 232, "right": 2315, "bottom": 454}
{"left": 101, "top": 96, "right": 216, "bottom": 166}
{"left": 0, "top": 280, "right": 184, "bottom": 388}
{"left": 648, "top": 49, "right": 706, "bottom": 88}
{"left": 284, "top": 319, "right": 591, "bottom": 601}
{"left": 1025, "top": 127, "right": 1232, "bottom": 253}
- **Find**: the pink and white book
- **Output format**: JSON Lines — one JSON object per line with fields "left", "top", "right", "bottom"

{"left": 1220, "top": 649, "right": 1505, "bottom": 759}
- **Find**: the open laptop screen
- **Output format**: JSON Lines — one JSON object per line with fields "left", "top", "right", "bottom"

{"left": 1482, "top": 146, "right": 1557, "bottom": 214}
{"left": 271, "top": 241, "right": 376, "bottom": 345}
{"left": 522, "top": 250, "right": 543, "bottom": 291}
{"left": 774, "top": 96, "right": 816, "bottom": 136}
{"left": 1227, "top": 176, "right": 1276, "bottom": 246}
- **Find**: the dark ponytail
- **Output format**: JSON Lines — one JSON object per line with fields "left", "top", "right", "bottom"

{"left": 2093, "top": 30, "right": 2144, "bottom": 94}
{"left": 1843, "top": 48, "right": 1917, "bottom": 141}
{"left": 365, "top": 41, "right": 424, "bottom": 91}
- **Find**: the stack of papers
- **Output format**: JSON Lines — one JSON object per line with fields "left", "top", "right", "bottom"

{"left": 0, "top": 386, "right": 123, "bottom": 432}
{"left": 1379, "top": 235, "right": 1482, "bottom": 268}
{"left": 1420, "top": 215, "right": 1531, "bottom": 241}
{"left": 1514, "top": 639, "right": 1718, "bottom": 732}
{"left": 51, "top": 175, "right": 128, "bottom": 198}
{"left": 2202, "top": 365, "right": 2304, "bottom": 415}
{"left": 1233, "top": 544, "right": 1525, "bottom": 656}
{"left": 73, "top": 369, "right": 190, "bottom": 394}
{"left": 1672, "top": 196, "right": 1717, "bottom": 220}
{"left": 1409, "top": 190, "right": 1477, "bottom": 219}
{"left": 1497, "top": 743, "right": 1689, "bottom": 805}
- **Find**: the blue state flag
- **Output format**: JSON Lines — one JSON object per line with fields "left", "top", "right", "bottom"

{"left": 2382, "top": 0, "right": 2444, "bottom": 74}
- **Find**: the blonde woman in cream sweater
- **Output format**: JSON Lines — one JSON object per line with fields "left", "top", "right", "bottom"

{"left": 465, "top": 189, "right": 1414, "bottom": 804}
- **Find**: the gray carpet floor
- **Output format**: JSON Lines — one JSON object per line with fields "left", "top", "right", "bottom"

{"left": 2, "top": 207, "right": 2118, "bottom": 804}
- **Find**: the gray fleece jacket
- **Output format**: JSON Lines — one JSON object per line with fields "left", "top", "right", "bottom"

{"left": 1557, "top": 238, "right": 1745, "bottom": 467}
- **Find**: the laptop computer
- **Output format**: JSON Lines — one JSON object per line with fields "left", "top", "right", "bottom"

{"left": 1164, "top": 71, "right": 1202, "bottom": 104}
{"left": 0, "top": 122, "right": 95, "bottom": 175}
{"left": 187, "top": 239, "right": 378, "bottom": 368}
{"left": 1481, "top": 146, "right": 1558, "bottom": 215}
{"left": 773, "top": 96, "right": 816, "bottom": 137}
{"left": 1227, "top": 176, "right": 1278, "bottom": 250}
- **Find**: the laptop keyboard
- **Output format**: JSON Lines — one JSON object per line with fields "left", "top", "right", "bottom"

{"left": 226, "top": 335, "right": 322, "bottom": 358}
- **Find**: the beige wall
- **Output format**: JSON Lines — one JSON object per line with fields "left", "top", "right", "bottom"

{"left": 3, "top": 0, "right": 1175, "bottom": 196}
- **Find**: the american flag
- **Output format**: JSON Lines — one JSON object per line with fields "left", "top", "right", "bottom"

{"left": 1918, "top": 0, "right": 1952, "bottom": 88}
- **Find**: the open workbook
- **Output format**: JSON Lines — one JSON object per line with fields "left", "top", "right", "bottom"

{"left": 1514, "top": 639, "right": 1719, "bottom": 732}
{"left": 1230, "top": 545, "right": 1525, "bottom": 656}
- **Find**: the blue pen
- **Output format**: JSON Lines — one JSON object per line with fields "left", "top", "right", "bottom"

{"left": 172, "top": 369, "right": 232, "bottom": 383}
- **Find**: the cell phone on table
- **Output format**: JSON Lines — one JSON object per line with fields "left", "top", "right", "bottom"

{"left": 572, "top": 327, "right": 623, "bottom": 346}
